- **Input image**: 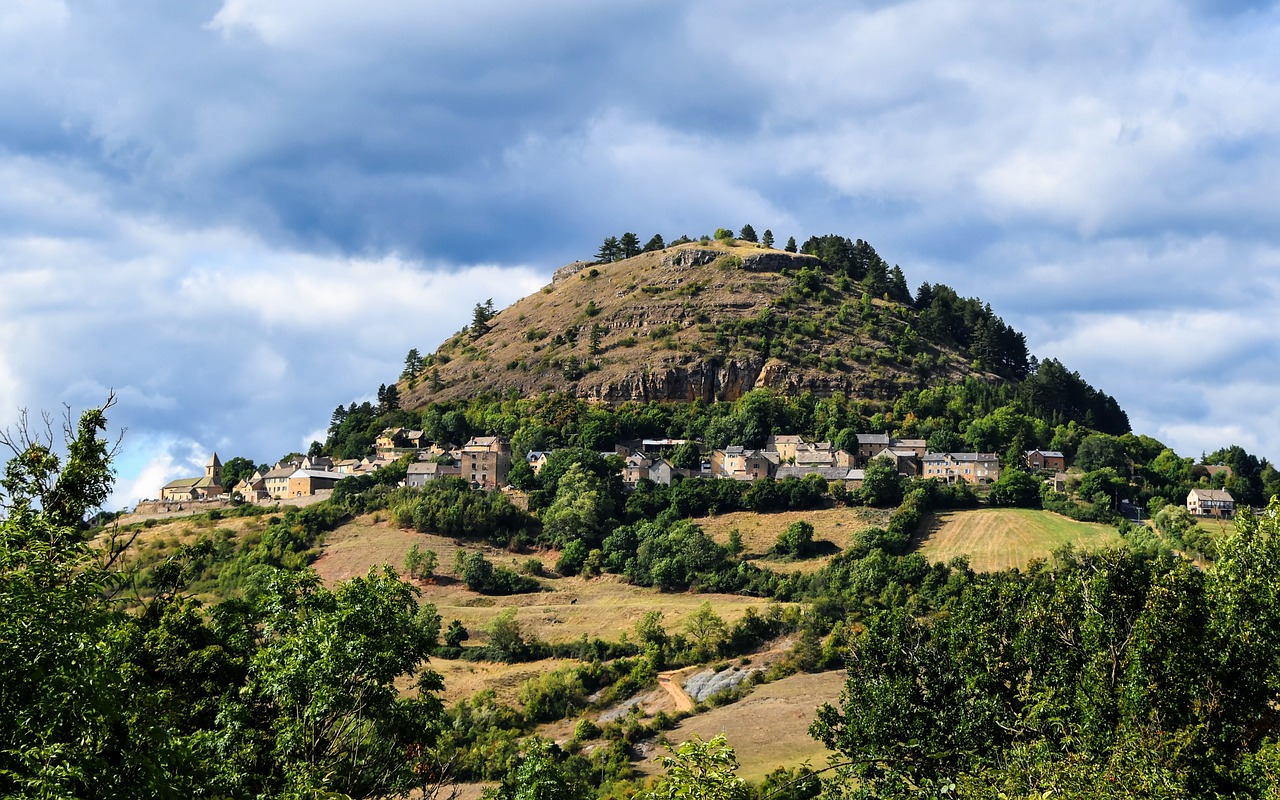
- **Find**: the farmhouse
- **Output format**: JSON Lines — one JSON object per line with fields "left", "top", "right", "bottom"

{"left": 1187, "top": 487, "right": 1235, "bottom": 518}
{"left": 406, "top": 461, "right": 463, "bottom": 487}
{"left": 286, "top": 469, "right": 344, "bottom": 498}
{"left": 922, "top": 452, "right": 1001, "bottom": 485}
{"left": 1025, "top": 449, "right": 1067, "bottom": 472}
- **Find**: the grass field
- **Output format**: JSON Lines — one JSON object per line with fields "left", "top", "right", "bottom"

{"left": 634, "top": 669, "right": 846, "bottom": 784}
{"left": 314, "top": 516, "right": 783, "bottom": 647}
{"left": 697, "top": 506, "right": 892, "bottom": 573}
{"left": 916, "top": 508, "right": 1125, "bottom": 573}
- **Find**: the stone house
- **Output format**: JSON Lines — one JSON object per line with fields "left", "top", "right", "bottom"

{"left": 871, "top": 447, "right": 923, "bottom": 477}
{"left": 1025, "top": 449, "right": 1067, "bottom": 472}
{"left": 462, "top": 436, "right": 512, "bottom": 490}
{"left": 287, "top": 469, "right": 344, "bottom": 498}
{"left": 406, "top": 461, "right": 463, "bottom": 488}
{"left": 922, "top": 452, "right": 1001, "bottom": 485}
{"left": 712, "top": 446, "right": 775, "bottom": 481}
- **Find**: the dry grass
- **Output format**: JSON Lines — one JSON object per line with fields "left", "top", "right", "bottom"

{"left": 634, "top": 670, "right": 846, "bottom": 784}
{"left": 428, "top": 657, "right": 583, "bottom": 707}
{"left": 916, "top": 508, "right": 1125, "bottom": 573}
{"left": 696, "top": 506, "right": 891, "bottom": 573}
{"left": 316, "top": 515, "right": 787, "bottom": 646}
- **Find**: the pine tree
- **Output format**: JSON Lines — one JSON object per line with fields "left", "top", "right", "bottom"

{"left": 739, "top": 224, "right": 758, "bottom": 243}
{"left": 762, "top": 229, "right": 774, "bottom": 248}
{"left": 643, "top": 233, "right": 666, "bottom": 252}
{"left": 596, "top": 236, "right": 622, "bottom": 263}
{"left": 619, "top": 232, "right": 641, "bottom": 258}
{"left": 401, "top": 348, "right": 424, "bottom": 380}
{"left": 785, "top": 236, "right": 797, "bottom": 253}
{"left": 471, "top": 299, "right": 495, "bottom": 337}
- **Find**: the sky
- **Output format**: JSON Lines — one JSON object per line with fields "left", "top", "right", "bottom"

{"left": 2, "top": 0, "right": 1279, "bottom": 510}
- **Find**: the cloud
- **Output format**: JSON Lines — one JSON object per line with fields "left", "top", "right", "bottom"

{"left": 3, "top": 0, "right": 1280, "bottom": 507}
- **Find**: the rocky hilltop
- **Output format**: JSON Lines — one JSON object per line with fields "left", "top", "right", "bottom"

{"left": 400, "top": 240, "right": 1002, "bottom": 409}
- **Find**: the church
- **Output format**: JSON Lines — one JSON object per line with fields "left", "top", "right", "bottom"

{"left": 160, "top": 453, "right": 225, "bottom": 502}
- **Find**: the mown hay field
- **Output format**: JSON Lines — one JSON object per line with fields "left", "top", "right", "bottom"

{"left": 697, "top": 505, "right": 892, "bottom": 573}
{"left": 916, "top": 508, "right": 1125, "bottom": 573}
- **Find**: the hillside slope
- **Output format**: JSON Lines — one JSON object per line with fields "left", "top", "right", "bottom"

{"left": 402, "top": 240, "right": 1001, "bottom": 408}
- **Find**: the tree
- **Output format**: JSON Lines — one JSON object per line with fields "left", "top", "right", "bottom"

{"left": 643, "top": 233, "right": 666, "bottom": 252}
{"left": 484, "top": 738, "right": 586, "bottom": 800}
{"left": 619, "top": 232, "right": 642, "bottom": 259}
{"left": 813, "top": 507, "right": 1280, "bottom": 797}
{"left": 402, "top": 348, "right": 425, "bottom": 381}
{"left": 1075, "top": 433, "right": 1128, "bottom": 473}
{"left": 713, "top": 227, "right": 734, "bottom": 241}
{"left": 472, "top": 298, "right": 497, "bottom": 337}
{"left": 762, "top": 229, "right": 774, "bottom": 248}
{"left": 404, "top": 542, "right": 438, "bottom": 580}
{"left": 785, "top": 236, "right": 797, "bottom": 253}
{"left": 738, "top": 224, "right": 758, "bottom": 243}
{"left": 684, "top": 601, "right": 728, "bottom": 659}
{"left": 1154, "top": 504, "right": 1195, "bottom": 541}
{"left": 541, "top": 463, "right": 613, "bottom": 547}
{"left": 232, "top": 568, "right": 445, "bottom": 798}
{"left": 859, "top": 456, "right": 905, "bottom": 507}
{"left": 668, "top": 441, "right": 701, "bottom": 470}
{"left": 1079, "top": 466, "right": 1126, "bottom": 507}
{"left": 0, "top": 398, "right": 182, "bottom": 798}
{"left": 926, "top": 428, "right": 964, "bottom": 454}
{"left": 444, "top": 619, "right": 469, "bottom": 648}
{"left": 484, "top": 608, "right": 526, "bottom": 661}
{"left": 378, "top": 382, "right": 401, "bottom": 414}
{"left": 988, "top": 467, "right": 1042, "bottom": 507}
{"left": 641, "top": 734, "right": 748, "bottom": 800}
{"left": 775, "top": 520, "right": 816, "bottom": 557}
{"left": 220, "top": 455, "right": 260, "bottom": 490}
{"left": 596, "top": 236, "right": 622, "bottom": 263}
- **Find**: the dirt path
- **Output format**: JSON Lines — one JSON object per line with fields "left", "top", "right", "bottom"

{"left": 657, "top": 671, "right": 695, "bottom": 714}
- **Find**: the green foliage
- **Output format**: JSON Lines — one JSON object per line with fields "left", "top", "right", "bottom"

{"left": 859, "top": 456, "right": 905, "bottom": 506}
{"left": 989, "top": 467, "right": 1043, "bottom": 507}
{"left": 472, "top": 298, "right": 497, "bottom": 337}
{"left": 458, "top": 551, "right": 542, "bottom": 596}
{"left": 774, "top": 520, "right": 816, "bottom": 558}
{"left": 1075, "top": 432, "right": 1129, "bottom": 473}
{"left": 518, "top": 668, "right": 587, "bottom": 724}
{"left": 404, "top": 541, "right": 438, "bottom": 580}
{"left": 483, "top": 738, "right": 588, "bottom": 800}
{"left": 444, "top": 619, "right": 469, "bottom": 648}
{"left": 542, "top": 462, "right": 614, "bottom": 548}
{"left": 814, "top": 503, "right": 1280, "bottom": 797}
{"left": 0, "top": 401, "right": 451, "bottom": 799}
{"left": 640, "top": 734, "right": 749, "bottom": 800}
{"left": 483, "top": 608, "right": 530, "bottom": 661}
{"left": 684, "top": 602, "right": 729, "bottom": 660}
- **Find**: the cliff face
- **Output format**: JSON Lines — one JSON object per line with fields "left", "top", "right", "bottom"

{"left": 400, "top": 240, "right": 984, "bottom": 409}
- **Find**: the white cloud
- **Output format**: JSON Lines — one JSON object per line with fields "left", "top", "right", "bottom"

{"left": 5, "top": 0, "right": 1280, "bottom": 503}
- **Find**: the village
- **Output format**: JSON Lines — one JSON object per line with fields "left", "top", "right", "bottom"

{"left": 150, "top": 428, "right": 1238, "bottom": 521}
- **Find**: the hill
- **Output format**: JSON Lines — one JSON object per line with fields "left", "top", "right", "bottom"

{"left": 402, "top": 238, "right": 1020, "bottom": 408}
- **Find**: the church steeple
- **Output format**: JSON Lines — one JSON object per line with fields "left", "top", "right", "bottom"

{"left": 206, "top": 452, "right": 222, "bottom": 486}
